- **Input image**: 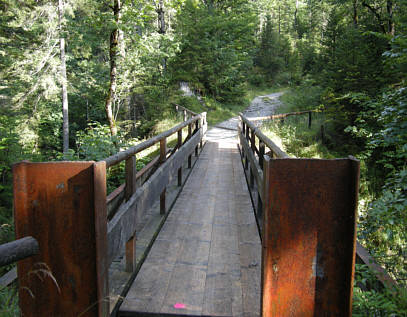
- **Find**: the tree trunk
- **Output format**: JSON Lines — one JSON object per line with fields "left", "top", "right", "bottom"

{"left": 157, "top": 0, "right": 165, "bottom": 34}
{"left": 353, "top": 0, "right": 358, "bottom": 26}
{"left": 58, "top": 0, "right": 69, "bottom": 156}
{"left": 105, "top": 0, "right": 121, "bottom": 136}
{"left": 387, "top": 0, "right": 395, "bottom": 36}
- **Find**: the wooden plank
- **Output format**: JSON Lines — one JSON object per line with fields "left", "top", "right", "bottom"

{"left": 356, "top": 241, "right": 398, "bottom": 292}
{"left": 120, "top": 263, "right": 174, "bottom": 314}
{"left": 13, "top": 161, "right": 108, "bottom": 316}
{"left": 107, "top": 130, "right": 202, "bottom": 266}
{"left": 161, "top": 264, "right": 207, "bottom": 315}
{"left": 0, "top": 267, "right": 17, "bottom": 287}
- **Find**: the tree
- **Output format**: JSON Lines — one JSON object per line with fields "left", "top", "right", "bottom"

{"left": 58, "top": 0, "right": 69, "bottom": 156}
{"left": 105, "top": 0, "right": 121, "bottom": 136}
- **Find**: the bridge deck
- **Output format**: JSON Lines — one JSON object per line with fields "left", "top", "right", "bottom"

{"left": 119, "top": 127, "right": 261, "bottom": 317}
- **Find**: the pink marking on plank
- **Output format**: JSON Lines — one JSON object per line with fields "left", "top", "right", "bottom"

{"left": 174, "top": 302, "right": 186, "bottom": 309}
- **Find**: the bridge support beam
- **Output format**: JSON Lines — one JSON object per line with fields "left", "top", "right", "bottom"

{"left": 261, "top": 157, "right": 359, "bottom": 317}
{"left": 13, "top": 161, "right": 109, "bottom": 317}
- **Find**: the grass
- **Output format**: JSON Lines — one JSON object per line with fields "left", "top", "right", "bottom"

{"left": 261, "top": 111, "right": 335, "bottom": 159}
{"left": 0, "top": 285, "right": 19, "bottom": 316}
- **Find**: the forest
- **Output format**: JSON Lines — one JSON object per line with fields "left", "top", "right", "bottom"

{"left": 0, "top": 0, "right": 406, "bottom": 314}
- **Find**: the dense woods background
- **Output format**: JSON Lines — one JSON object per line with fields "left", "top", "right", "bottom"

{"left": 1, "top": 0, "right": 406, "bottom": 313}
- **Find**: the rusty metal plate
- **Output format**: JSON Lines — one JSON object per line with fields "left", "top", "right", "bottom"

{"left": 262, "top": 158, "right": 359, "bottom": 317}
{"left": 13, "top": 161, "right": 108, "bottom": 317}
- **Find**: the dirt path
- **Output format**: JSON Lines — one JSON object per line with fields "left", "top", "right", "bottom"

{"left": 214, "top": 91, "right": 284, "bottom": 131}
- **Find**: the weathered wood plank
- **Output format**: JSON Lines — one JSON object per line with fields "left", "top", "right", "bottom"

{"left": 0, "top": 267, "right": 17, "bottom": 287}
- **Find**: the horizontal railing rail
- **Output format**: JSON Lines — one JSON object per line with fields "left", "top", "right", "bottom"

{"left": 0, "top": 236, "right": 39, "bottom": 267}
{"left": 173, "top": 103, "right": 198, "bottom": 121}
{"left": 247, "top": 109, "right": 315, "bottom": 122}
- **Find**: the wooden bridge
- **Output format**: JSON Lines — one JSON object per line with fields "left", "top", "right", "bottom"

{"left": 2, "top": 105, "right": 396, "bottom": 316}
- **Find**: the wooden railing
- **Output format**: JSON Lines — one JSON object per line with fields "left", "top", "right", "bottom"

{"left": 173, "top": 103, "right": 198, "bottom": 122}
{"left": 247, "top": 109, "right": 315, "bottom": 128}
{"left": 104, "top": 112, "right": 207, "bottom": 271}
{"left": 10, "top": 110, "right": 207, "bottom": 316}
{"left": 238, "top": 112, "right": 398, "bottom": 315}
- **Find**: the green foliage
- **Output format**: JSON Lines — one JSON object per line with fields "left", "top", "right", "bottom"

{"left": 353, "top": 264, "right": 407, "bottom": 315}
{"left": 170, "top": 0, "right": 257, "bottom": 102}
{"left": 359, "top": 169, "right": 407, "bottom": 286}
{"left": 76, "top": 122, "right": 122, "bottom": 161}
{"left": 0, "top": 285, "right": 19, "bottom": 316}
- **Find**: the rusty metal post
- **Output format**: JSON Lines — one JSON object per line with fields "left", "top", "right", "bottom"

{"left": 261, "top": 157, "right": 360, "bottom": 317}
{"left": 13, "top": 161, "right": 109, "bottom": 316}
{"left": 177, "top": 129, "right": 183, "bottom": 186}
{"left": 160, "top": 138, "right": 167, "bottom": 215}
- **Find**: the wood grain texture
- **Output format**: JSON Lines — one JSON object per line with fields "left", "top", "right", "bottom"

{"left": 119, "top": 127, "right": 261, "bottom": 317}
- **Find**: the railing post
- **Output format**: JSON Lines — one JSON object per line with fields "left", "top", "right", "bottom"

{"left": 188, "top": 123, "right": 192, "bottom": 168}
{"left": 308, "top": 111, "right": 312, "bottom": 129}
{"left": 257, "top": 141, "right": 265, "bottom": 217}
{"left": 125, "top": 155, "right": 137, "bottom": 201}
{"left": 160, "top": 138, "right": 167, "bottom": 215}
{"left": 245, "top": 127, "right": 250, "bottom": 170}
{"left": 125, "top": 155, "right": 137, "bottom": 272}
{"left": 177, "top": 129, "right": 182, "bottom": 186}
{"left": 250, "top": 129, "right": 255, "bottom": 188}
{"left": 194, "top": 119, "right": 199, "bottom": 157}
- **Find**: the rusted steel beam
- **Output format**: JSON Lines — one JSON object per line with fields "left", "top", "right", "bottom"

{"left": 261, "top": 156, "right": 360, "bottom": 317}
{"left": 0, "top": 237, "right": 39, "bottom": 267}
{"left": 13, "top": 161, "right": 109, "bottom": 317}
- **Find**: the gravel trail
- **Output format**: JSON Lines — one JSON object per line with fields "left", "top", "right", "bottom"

{"left": 214, "top": 92, "right": 284, "bottom": 131}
